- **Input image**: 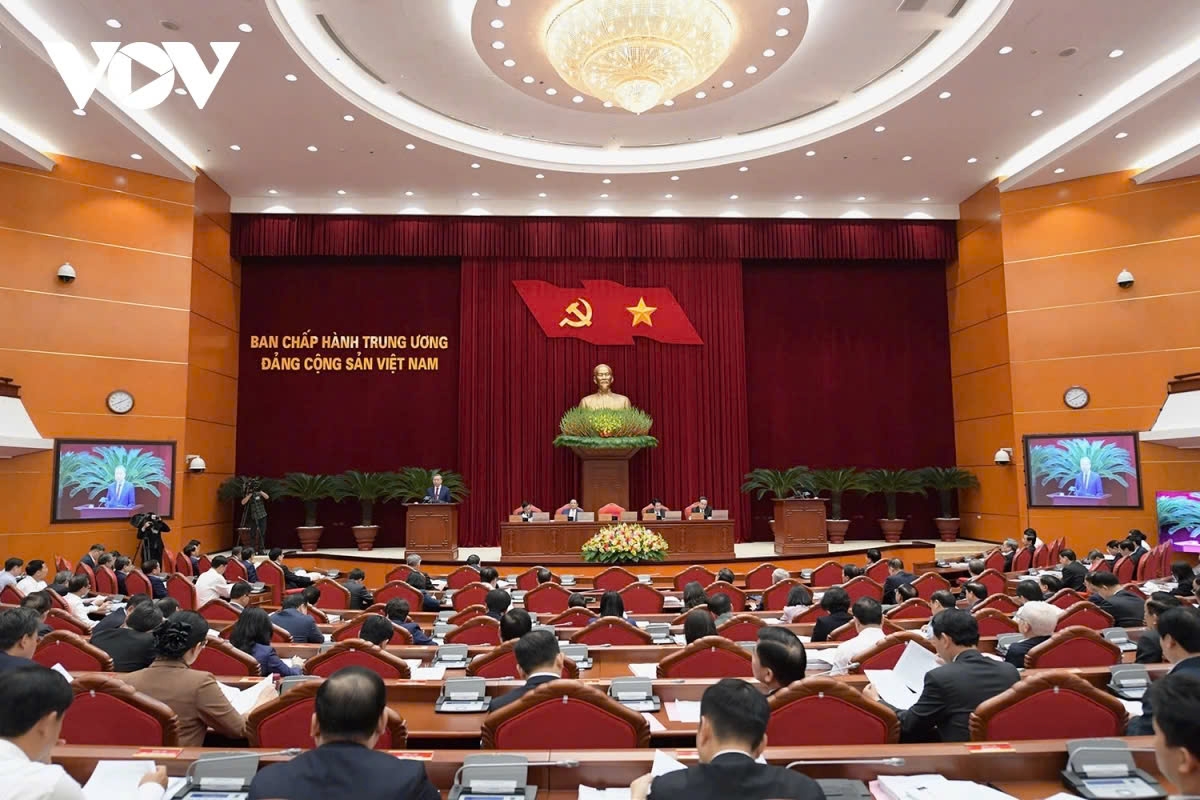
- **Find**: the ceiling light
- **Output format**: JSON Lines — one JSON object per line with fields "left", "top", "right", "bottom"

{"left": 545, "top": 87, "right": 557, "bottom": 95}
{"left": 268, "top": 189, "right": 279, "bottom": 195}
{"left": 729, "top": 194, "right": 739, "bottom": 199}
{"left": 229, "top": 144, "right": 241, "bottom": 151}
{"left": 307, "top": 145, "right": 318, "bottom": 152}
{"left": 471, "top": 162, "right": 481, "bottom": 169}
{"left": 285, "top": 74, "right": 298, "bottom": 82}
{"left": 777, "top": 7, "right": 791, "bottom": 15}
{"left": 1115, "top": 131, "right": 1128, "bottom": 139}
{"left": 738, "top": 166, "right": 749, "bottom": 172}
{"left": 503, "top": 59, "right": 516, "bottom": 67}
{"left": 491, "top": 19, "right": 504, "bottom": 28}
{"left": 745, "top": 65, "right": 758, "bottom": 74}
{"left": 938, "top": 91, "right": 952, "bottom": 99}
{"left": 1054, "top": 167, "right": 1065, "bottom": 173}
{"left": 523, "top": 75, "right": 535, "bottom": 84}
{"left": 544, "top": 0, "right": 735, "bottom": 114}
{"left": 497, "top": 0, "right": 511, "bottom": 6}
{"left": 921, "top": 196, "right": 930, "bottom": 201}
{"left": 663, "top": 99, "right": 675, "bottom": 106}
{"left": 998, "top": 45, "right": 1013, "bottom": 54}
{"left": 967, "top": 157, "right": 978, "bottom": 163}
{"left": 572, "top": 95, "right": 584, "bottom": 103}
{"left": 174, "top": 87, "right": 188, "bottom": 96}
{"left": 665, "top": 193, "right": 673, "bottom": 198}
{"left": 336, "top": 189, "right": 347, "bottom": 195}
{"left": 106, "top": 18, "right": 121, "bottom": 28}
{"left": 238, "top": 23, "right": 253, "bottom": 33}
{"left": 776, "top": 28, "right": 789, "bottom": 37}
{"left": 805, "top": 150, "right": 816, "bottom": 157}
{"left": 856, "top": 196, "right": 866, "bottom": 201}
{"left": 492, "top": 41, "right": 505, "bottom": 50}
{"left": 1030, "top": 108, "right": 1044, "bottom": 117}
{"left": 472, "top": 192, "right": 480, "bottom": 197}
{"left": 763, "top": 48, "right": 776, "bottom": 57}
{"left": 603, "top": 101, "right": 614, "bottom": 108}
{"left": 130, "top": 153, "right": 142, "bottom": 160}
{"left": 539, "top": 192, "right": 547, "bottom": 198}
{"left": 874, "top": 125, "right": 886, "bottom": 132}
{"left": 722, "top": 80, "right": 734, "bottom": 88}
{"left": 793, "top": 194, "right": 803, "bottom": 200}
{"left": 344, "top": 114, "right": 355, "bottom": 121}
{"left": 405, "top": 143, "right": 416, "bottom": 150}
{"left": 72, "top": 108, "right": 86, "bottom": 116}
{"left": 602, "top": 178, "right": 612, "bottom": 184}
{"left": 1109, "top": 49, "right": 1124, "bottom": 58}
{"left": 695, "top": 91, "right": 707, "bottom": 98}
{"left": 600, "top": 193, "right": 609, "bottom": 198}
{"left": 405, "top": 191, "right": 414, "bottom": 196}
{"left": 536, "top": 173, "right": 545, "bottom": 179}
{"left": 902, "top": 155, "right": 912, "bottom": 161}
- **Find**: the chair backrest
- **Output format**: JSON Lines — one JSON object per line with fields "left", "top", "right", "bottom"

{"left": 161, "top": 548, "right": 177, "bottom": 573}
{"left": 767, "top": 677, "right": 899, "bottom": 745}
{"left": 173, "top": 552, "right": 193, "bottom": 578}
{"left": 123, "top": 570, "right": 152, "bottom": 598}
{"left": 1032, "top": 544, "right": 1049, "bottom": 568}
{"left": 466, "top": 641, "right": 580, "bottom": 680}
{"left": 305, "top": 605, "right": 330, "bottom": 624}
{"left": 445, "top": 616, "right": 502, "bottom": 646}
{"left": 972, "top": 608, "right": 1019, "bottom": 636}
{"left": 910, "top": 572, "right": 951, "bottom": 600}
{"left": 969, "top": 671, "right": 1129, "bottom": 741}
{"left": 448, "top": 604, "right": 487, "bottom": 625}
{"left": 1134, "top": 550, "right": 1153, "bottom": 582}
{"left": 809, "top": 560, "right": 843, "bottom": 587}
{"left": 385, "top": 564, "right": 413, "bottom": 584}
{"left": 974, "top": 569, "right": 1007, "bottom": 597}
{"left": 983, "top": 549, "right": 1005, "bottom": 572}
{"left": 192, "top": 637, "right": 261, "bottom": 676}
{"left": 453, "top": 581, "right": 491, "bottom": 611}
{"left": 331, "top": 613, "right": 413, "bottom": 645}
{"left": 1055, "top": 601, "right": 1114, "bottom": 631}
{"left": 595, "top": 503, "right": 626, "bottom": 519}
{"left": 716, "top": 614, "right": 767, "bottom": 642}
{"left": 446, "top": 565, "right": 481, "bottom": 590}
{"left": 593, "top": 566, "right": 638, "bottom": 592}
{"left": 744, "top": 563, "right": 781, "bottom": 590}
{"left": 248, "top": 680, "right": 408, "bottom": 750}
{"left": 197, "top": 555, "right": 212, "bottom": 574}
{"left": 94, "top": 566, "right": 119, "bottom": 595}
{"left": 35, "top": 630, "right": 114, "bottom": 671}
{"left": 1025, "top": 626, "right": 1122, "bottom": 668}
{"left": 852, "top": 632, "right": 935, "bottom": 672}
{"left": 762, "top": 578, "right": 805, "bottom": 611}
{"left": 45, "top": 608, "right": 90, "bottom": 635}
{"left": 198, "top": 598, "right": 244, "bottom": 622}
{"left": 375, "top": 580, "right": 424, "bottom": 607}
{"left": 1112, "top": 555, "right": 1134, "bottom": 583}
{"left": 865, "top": 560, "right": 890, "bottom": 583}
{"left": 827, "top": 621, "right": 858, "bottom": 642}
{"left": 481, "top": 680, "right": 649, "bottom": 749}
{"left": 570, "top": 616, "right": 653, "bottom": 645}
{"left": 884, "top": 598, "right": 933, "bottom": 620}
{"left": 523, "top": 582, "right": 572, "bottom": 614}
{"left": 1012, "top": 548, "right": 1033, "bottom": 571}
{"left": 218, "top": 623, "right": 293, "bottom": 645}
{"left": 55, "top": 555, "right": 72, "bottom": 573}
{"left": 224, "top": 559, "right": 247, "bottom": 583}
{"left": 0, "top": 584, "right": 23, "bottom": 604}
{"left": 841, "top": 576, "right": 883, "bottom": 604}
{"left": 255, "top": 559, "right": 286, "bottom": 604}
{"left": 703, "top": 581, "right": 746, "bottom": 610}
{"left": 74, "top": 561, "right": 96, "bottom": 584}
{"left": 61, "top": 674, "right": 180, "bottom": 746}
{"left": 517, "top": 567, "right": 559, "bottom": 591}
{"left": 673, "top": 565, "right": 716, "bottom": 591}
{"left": 304, "top": 639, "right": 412, "bottom": 679}
{"left": 546, "top": 607, "right": 598, "bottom": 627}
{"left": 1046, "top": 589, "right": 1087, "bottom": 609}
{"left": 790, "top": 604, "right": 828, "bottom": 624}
{"left": 306, "top": 578, "right": 349, "bottom": 609}
{"left": 165, "top": 573, "right": 197, "bottom": 610}
{"left": 975, "top": 594, "right": 1019, "bottom": 614}
{"left": 657, "top": 635, "right": 753, "bottom": 678}
{"left": 618, "top": 582, "right": 664, "bottom": 613}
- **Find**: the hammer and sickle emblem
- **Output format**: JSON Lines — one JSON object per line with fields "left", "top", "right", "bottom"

{"left": 559, "top": 297, "right": 593, "bottom": 328}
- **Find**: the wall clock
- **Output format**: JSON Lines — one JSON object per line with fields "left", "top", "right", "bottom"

{"left": 1063, "top": 386, "right": 1090, "bottom": 409}
{"left": 106, "top": 390, "right": 134, "bottom": 414}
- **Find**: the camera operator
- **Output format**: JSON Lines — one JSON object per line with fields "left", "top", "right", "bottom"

{"left": 241, "top": 478, "right": 270, "bottom": 555}
{"left": 131, "top": 513, "right": 169, "bottom": 564}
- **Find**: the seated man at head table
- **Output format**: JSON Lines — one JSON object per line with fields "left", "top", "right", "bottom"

{"left": 0, "top": 665, "right": 169, "bottom": 800}
{"left": 865, "top": 608, "right": 1019, "bottom": 743}
{"left": 561, "top": 497, "right": 583, "bottom": 521}
{"left": 687, "top": 496, "right": 714, "bottom": 520}
{"left": 1004, "top": 601, "right": 1060, "bottom": 668}
{"left": 642, "top": 498, "right": 670, "bottom": 520}
{"left": 515, "top": 501, "right": 539, "bottom": 522}
{"left": 488, "top": 630, "right": 564, "bottom": 713}
{"left": 501, "top": 608, "right": 533, "bottom": 642}
{"left": 248, "top": 666, "right": 440, "bottom": 800}
{"left": 270, "top": 592, "right": 326, "bottom": 644}
{"left": 630, "top": 678, "right": 825, "bottom": 800}
{"left": 1147, "top": 671, "right": 1200, "bottom": 798}
{"left": 753, "top": 626, "right": 806, "bottom": 695}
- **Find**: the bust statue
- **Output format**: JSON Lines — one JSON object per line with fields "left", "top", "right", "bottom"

{"left": 580, "top": 363, "right": 631, "bottom": 410}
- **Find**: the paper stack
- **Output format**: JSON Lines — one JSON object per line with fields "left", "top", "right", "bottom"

{"left": 664, "top": 701, "right": 700, "bottom": 723}
{"left": 218, "top": 676, "right": 276, "bottom": 715}
{"left": 628, "top": 663, "right": 659, "bottom": 679}
{"left": 82, "top": 761, "right": 156, "bottom": 800}
{"left": 865, "top": 641, "right": 939, "bottom": 710}
{"left": 873, "top": 775, "right": 1017, "bottom": 800}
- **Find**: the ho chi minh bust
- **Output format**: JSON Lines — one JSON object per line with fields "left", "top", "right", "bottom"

{"left": 579, "top": 363, "right": 631, "bottom": 410}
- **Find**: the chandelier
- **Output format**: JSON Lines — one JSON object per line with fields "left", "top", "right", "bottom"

{"left": 544, "top": 0, "right": 735, "bottom": 114}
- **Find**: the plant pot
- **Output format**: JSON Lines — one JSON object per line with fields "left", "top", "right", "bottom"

{"left": 352, "top": 525, "right": 379, "bottom": 551}
{"left": 878, "top": 518, "right": 906, "bottom": 543}
{"left": 934, "top": 517, "right": 961, "bottom": 542}
{"left": 826, "top": 519, "right": 851, "bottom": 545}
{"left": 296, "top": 526, "right": 323, "bottom": 552}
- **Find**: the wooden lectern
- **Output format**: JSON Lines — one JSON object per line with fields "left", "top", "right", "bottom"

{"left": 404, "top": 503, "right": 458, "bottom": 560}
{"left": 573, "top": 448, "right": 637, "bottom": 513}
{"left": 770, "top": 498, "right": 829, "bottom": 555}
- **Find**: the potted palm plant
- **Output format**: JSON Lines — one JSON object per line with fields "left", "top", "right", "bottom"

{"left": 809, "top": 468, "right": 870, "bottom": 544}
{"left": 394, "top": 467, "right": 469, "bottom": 503}
{"left": 863, "top": 468, "right": 925, "bottom": 542}
{"left": 281, "top": 472, "right": 336, "bottom": 551}
{"left": 742, "top": 466, "right": 812, "bottom": 545}
{"left": 217, "top": 476, "right": 283, "bottom": 548}
{"left": 921, "top": 467, "right": 980, "bottom": 542}
{"left": 332, "top": 470, "right": 401, "bottom": 551}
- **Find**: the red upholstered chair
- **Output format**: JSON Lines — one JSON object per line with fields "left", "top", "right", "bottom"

{"left": 570, "top": 616, "right": 653, "bottom": 645}
{"left": 517, "top": 567, "right": 559, "bottom": 591}
{"left": 972, "top": 608, "right": 1019, "bottom": 636}
{"left": 716, "top": 614, "right": 767, "bottom": 642}
{"left": 452, "top": 581, "right": 491, "bottom": 611}
{"left": 224, "top": 559, "right": 247, "bottom": 583}
{"left": 910, "top": 572, "right": 951, "bottom": 600}
{"left": 248, "top": 680, "right": 408, "bottom": 749}
{"left": 304, "top": 639, "right": 412, "bottom": 679}
{"left": 375, "top": 580, "right": 424, "bottom": 607}
{"left": 1025, "top": 626, "right": 1122, "bottom": 668}
{"left": 974, "top": 594, "right": 1020, "bottom": 614}
{"left": 192, "top": 637, "right": 260, "bottom": 676}
{"left": 974, "top": 569, "right": 1007, "bottom": 597}
{"left": 198, "top": 598, "right": 246, "bottom": 622}
{"left": 673, "top": 608, "right": 714, "bottom": 624}
{"left": 45, "top": 608, "right": 89, "bottom": 635}
{"left": 467, "top": 641, "right": 580, "bottom": 680}
{"left": 841, "top": 576, "right": 884, "bottom": 604}
{"left": 523, "top": 582, "right": 572, "bottom": 614}
{"left": 1032, "top": 544, "right": 1049, "bottom": 569}
{"left": 969, "top": 671, "right": 1129, "bottom": 741}
{"left": 1112, "top": 556, "right": 1134, "bottom": 583}
{"left": 827, "top": 621, "right": 858, "bottom": 642}
{"left": 46, "top": 589, "right": 69, "bottom": 611}
{"left": 885, "top": 598, "right": 933, "bottom": 620}
{"left": 94, "top": 566, "right": 119, "bottom": 595}
{"left": 446, "top": 566, "right": 481, "bottom": 590}
{"left": 1047, "top": 589, "right": 1087, "bottom": 609}
{"left": 306, "top": 605, "right": 330, "bottom": 624}
{"left": 1055, "top": 601, "right": 1114, "bottom": 631}
{"left": 851, "top": 632, "right": 935, "bottom": 672}
{"left": 448, "top": 605, "right": 487, "bottom": 625}
{"left": 1012, "top": 548, "right": 1033, "bottom": 572}
{"left": 54, "top": 555, "right": 72, "bottom": 573}
{"left": 762, "top": 579, "right": 806, "bottom": 611}
{"left": 745, "top": 564, "right": 782, "bottom": 590}
{"left": 546, "top": 607, "right": 598, "bottom": 627}
{"left": 657, "top": 635, "right": 753, "bottom": 679}
{"left": 983, "top": 549, "right": 1005, "bottom": 572}
{"left": 165, "top": 573, "right": 197, "bottom": 610}
{"left": 173, "top": 553, "right": 193, "bottom": 577}
{"left": 595, "top": 503, "right": 626, "bottom": 521}
{"left": 481, "top": 680, "right": 649, "bottom": 749}
{"left": 254, "top": 559, "right": 287, "bottom": 604}
{"left": 0, "top": 584, "right": 23, "bottom": 604}
{"left": 673, "top": 565, "right": 716, "bottom": 591}
{"left": 618, "top": 583, "right": 665, "bottom": 614}
{"left": 445, "top": 616, "right": 502, "bottom": 646}
{"left": 197, "top": 555, "right": 212, "bottom": 574}
{"left": 810, "top": 560, "right": 843, "bottom": 587}
{"left": 594, "top": 566, "right": 638, "bottom": 592}
{"left": 385, "top": 564, "right": 413, "bottom": 584}
{"left": 60, "top": 674, "right": 180, "bottom": 746}
{"left": 703, "top": 581, "right": 746, "bottom": 610}
{"left": 331, "top": 614, "right": 414, "bottom": 645}
{"left": 34, "top": 631, "right": 113, "bottom": 671}
{"left": 161, "top": 548, "right": 177, "bottom": 573}
{"left": 789, "top": 604, "right": 828, "bottom": 624}
{"left": 1122, "top": 583, "right": 1147, "bottom": 600}
{"left": 767, "top": 677, "right": 900, "bottom": 745}
{"left": 310, "top": 578, "right": 351, "bottom": 609}
{"left": 865, "top": 560, "right": 890, "bottom": 584}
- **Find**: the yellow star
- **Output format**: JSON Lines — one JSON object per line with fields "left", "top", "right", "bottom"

{"left": 626, "top": 296, "right": 657, "bottom": 327}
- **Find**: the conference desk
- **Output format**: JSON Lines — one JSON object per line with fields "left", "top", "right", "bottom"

{"left": 499, "top": 519, "right": 735, "bottom": 563}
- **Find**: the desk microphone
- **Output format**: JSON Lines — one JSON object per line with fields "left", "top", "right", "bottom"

{"left": 451, "top": 758, "right": 581, "bottom": 788}
{"left": 183, "top": 749, "right": 302, "bottom": 783}
{"left": 785, "top": 757, "right": 906, "bottom": 769}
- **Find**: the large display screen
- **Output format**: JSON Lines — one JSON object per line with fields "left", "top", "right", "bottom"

{"left": 1157, "top": 491, "right": 1200, "bottom": 545}
{"left": 51, "top": 439, "right": 175, "bottom": 523}
{"left": 1023, "top": 432, "right": 1142, "bottom": 508}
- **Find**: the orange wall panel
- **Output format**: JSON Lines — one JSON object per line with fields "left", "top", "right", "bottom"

{"left": 1010, "top": 350, "right": 1196, "bottom": 414}
{"left": 191, "top": 259, "right": 240, "bottom": 332}
{"left": 957, "top": 180, "right": 1002, "bottom": 239}
{"left": 948, "top": 265, "right": 1006, "bottom": 333}
{"left": 950, "top": 315, "right": 1011, "bottom": 377}
{"left": 187, "top": 314, "right": 240, "bottom": 378}
{"left": 952, "top": 221, "right": 1005, "bottom": 286}
{"left": 954, "top": 415, "right": 1016, "bottom": 466}
{"left": 186, "top": 366, "right": 238, "bottom": 427}
{"left": 46, "top": 155, "right": 195, "bottom": 206}
{"left": 192, "top": 215, "right": 237, "bottom": 283}
{"left": 952, "top": 365, "right": 1014, "bottom": 422}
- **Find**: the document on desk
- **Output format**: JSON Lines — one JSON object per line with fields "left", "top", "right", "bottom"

{"left": 874, "top": 775, "right": 1017, "bottom": 800}
{"left": 642, "top": 712, "right": 666, "bottom": 732}
{"left": 82, "top": 760, "right": 155, "bottom": 800}
{"left": 628, "top": 663, "right": 659, "bottom": 679}
{"left": 578, "top": 787, "right": 633, "bottom": 800}
{"left": 1119, "top": 698, "right": 1145, "bottom": 716}
{"left": 865, "top": 640, "right": 939, "bottom": 709}
{"left": 651, "top": 749, "right": 688, "bottom": 776}
{"left": 412, "top": 666, "right": 448, "bottom": 680}
{"left": 218, "top": 676, "right": 276, "bottom": 715}
{"left": 664, "top": 700, "right": 701, "bottom": 723}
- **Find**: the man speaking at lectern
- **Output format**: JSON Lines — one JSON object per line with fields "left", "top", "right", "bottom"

{"left": 424, "top": 473, "right": 451, "bottom": 503}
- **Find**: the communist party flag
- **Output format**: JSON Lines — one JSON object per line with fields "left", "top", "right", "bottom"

{"left": 513, "top": 280, "right": 703, "bottom": 345}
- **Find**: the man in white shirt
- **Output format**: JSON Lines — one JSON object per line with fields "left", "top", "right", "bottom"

{"left": 15, "top": 561, "right": 48, "bottom": 595}
{"left": 828, "top": 597, "right": 888, "bottom": 676}
{"left": 0, "top": 559, "right": 23, "bottom": 592}
{"left": 194, "top": 556, "right": 233, "bottom": 608}
{"left": 62, "top": 576, "right": 109, "bottom": 629}
{"left": 0, "top": 664, "right": 167, "bottom": 800}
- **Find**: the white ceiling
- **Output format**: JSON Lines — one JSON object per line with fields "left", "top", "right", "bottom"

{"left": 0, "top": 0, "right": 1199, "bottom": 218}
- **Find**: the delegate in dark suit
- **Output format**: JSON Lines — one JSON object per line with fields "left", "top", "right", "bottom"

{"left": 281, "top": 564, "right": 313, "bottom": 590}
{"left": 1060, "top": 561, "right": 1088, "bottom": 592}
{"left": 147, "top": 574, "right": 168, "bottom": 599}
{"left": 249, "top": 641, "right": 299, "bottom": 677}
{"left": 648, "top": 752, "right": 825, "bottom": 800}
{"left": 1135, "top": 630, "right": 1163, "bottom": 664}
{"left": 89, "top": 607, "right": 126, "bottom": 635}
{"left": 1090, "top": 590, "right": 1145, "bottom": 628}
{"left": 0, "top": 651, "right": 34, "bottom": 672}
{"left": 882, "top": 572, "right": 917, "bottom": 605}
{"left": 489, "top": 673, "right": 558, "bottom": 713}
{"left": 1003, "top": 635, "right": 1050, "bottom": 668}
{"left": 1128, "top": 655, "right": 1200, "bottom": 735}
{"left": 248, "top": 741, "right": 440, "bottom": 800}
{"left": 344, "top": 579, "right": 374, "bottom": 610}
{"left": 241, "top": 558, "right": 259, "bottom": 583}
{"left": 392, "top": 619, "right": 433, "bottom": 645}
{"left": 270, "top": 607, "right": 324, "bottom": 644}
{"left": 424, "top": 485, "right": 451, "bottom": 503}
{"left": 811, "top": 610, "right": 853, "bottom": 643}
{"left": 91, "top": 627, "right": 155, "bottom": 672}
{"left": 898, "top": 650, "right": 1020, "bottom": 742}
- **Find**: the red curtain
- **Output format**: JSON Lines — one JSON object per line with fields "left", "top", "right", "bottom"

{"left": 457, "top": 258, "right": 750, "bottom": 547}
{"left": 232, "top": 215, "right": 955, "bottom": 261}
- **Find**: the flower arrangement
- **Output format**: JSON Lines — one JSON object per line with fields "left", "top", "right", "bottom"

{"left": 553, "top": 406, "right": 658, "bottom": 450}
{"left": 581, "top": 523, "right": 669, "bottom": 563}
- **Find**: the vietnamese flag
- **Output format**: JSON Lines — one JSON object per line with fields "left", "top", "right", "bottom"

{"left": 514, "top": 279, "right": 703, "bottom": 345}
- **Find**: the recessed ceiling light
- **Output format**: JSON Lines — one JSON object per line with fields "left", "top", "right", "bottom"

{"left": 902, "top": 155, "right": 912, "bottom": 161}
{"left": 775, "top": 28, "right": 789, "bottom": 37}
{"left": 1054, "top": 167, "right": 1065, "bottom": 174}
{"left": 738, "top": 166, "right": 749, "bottom": 172}
{"left": 503, "top": 59, "right": 515, "bottom": 67}
{"left": 470, "top": 162, "right": 481, "bottom": 169}
{"left": 1115, "top": 131, "right": 1128, "bottom": 139}
{"left": 72, "top": 108, "right": 86, "bottom": 116}
{"left": 497, "top": 0, "right": 511, "bottom": 6}
{"left": 874, "top": 125, "right": 886, "bottom": 132}
{"left": 967, "top": 157, "right": 978, "bottom": 163}
{"left": 998, "top": 45, "right": 1013, "bottom": 54}
{"left": 105, "top": 18, "right": 121, "bottom": 28}
{"left": 763, "top": 48, "right": 776, "bottom": 57}
{"left": 729, "top": 194, "right": 739, "bottom": 200}
{"left": 174, "top": 87, "right": 188, "bottom": 96}
{"left": 405, "top": 143, "right": 416, "bottom": 150}
{"left": 1109, "top": 49, "right": 1124, "bottom": 58}
{"left": 600, "top": 193, "right": 609, "bottom": 198}
{"left": 472, "top": 192, "right": 480, "bottom": 197}
{"left": 336, "top": 189, "right": 346, "bottom": 195}
{"left": 130, "top": 153, "right": 142, "bottom": 160}
{"left": 405, "top": 191, "right": 414, "bottom": 196}
{"left": 921, "top": 196, "right": 930, "bottom": 201}
{"left": 777, "top": 6, "right": 791, "bottom": 15}
{"left": 745, "top": 65, "right": 758, "bottom": 74}
{"left": 491, "top": 41, "right": 505, "bottom": 50}
{"left": 535, "top": 173, "right": 545, "bottom": 179}
{"left": 722, "top": 80, "right": 734, "bottom": 88}
{"left": 522, "top": 75, "right": 535, "bottom": 84}
{"left": 268, "top": 189, "right": 279, "bottom": 195}
{"left": 603, "top": 101, "right": 613, "bottom": 108}
{"left": 805, "top": 150, "right": 816, "bottom": 157}
{"left": 538, "top": 192, "right": 547, "bottom": 198}
{"left": 238, "top": 23, "right": 253, "bottom": 33}
{"left": 793, "top": 194, "right": 803, "bottom": 200}
{"left": 229, "top": 144, "right": 241, "bottom": 151}
{"left": 938, "top": 91, "right": 952, "bottom": 99}
{"left": 663, "top": 99, "right": 674, "bottom": 106}
{"left": 491, "top": 19, "right": 504, "bottom": 28}
{"left": 695, "top": 90, "right": 707, "bottom": 98}
{"left": 572, "top": 95, "right": 584, "bottom": 103}
{"left": 1030, "top": 108, "right": 1044, "bottom": 117}
{"left": 545, "top": 87, "right": 557, "bottom": 95}
{"left": 285, "top": 74, "right": 298, "bottom": 82}
{"left": 665, "top": 193, "right": 673, "bottom": 199}
{"left": 670, "top": 175, "right": 680, "bottom": 180}
{"left": 307, "top": 145, "right": 318, "bottom": 152}
{"left": 343, "top": 114, "right": 355, "bottom": 121}
{"left": 602, "top": 178, "right": 612, "bottom": 184}
{"left": 856, "top": 196, "right": 866, "bottom": 201}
